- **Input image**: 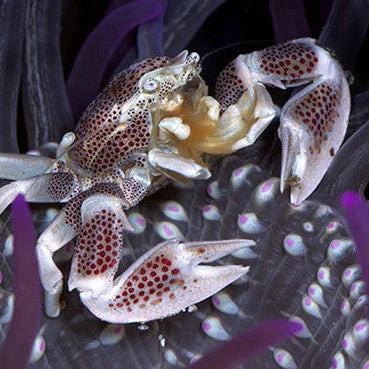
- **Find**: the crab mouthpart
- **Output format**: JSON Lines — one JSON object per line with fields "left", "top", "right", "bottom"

{"left": 149, "top": 77, "right": 272, "bottom": 182}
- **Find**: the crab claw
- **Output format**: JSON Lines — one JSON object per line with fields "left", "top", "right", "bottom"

{"left": 216, "top": 38, "right": 350, "bottom": 204}
{"left": 279, "top": 65, "right": 350, "bottom": 204}
{"left": 80, "top": 239, "right": 254, "bottom": 323}
{"left": 68, "top": 193, "right": 133, "bottom": 296}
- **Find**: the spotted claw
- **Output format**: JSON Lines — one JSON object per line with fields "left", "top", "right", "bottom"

{"left": 216, "top": 38, "right": 350, "bottom": 204}
{"left": 80, "top": 239, "right": 254, "bottom": 323}
{"left": 279, "top": 64, "right": 350, "bottom": 205}
{"left": 68, "top": 193, "right": 132, "bottom": 296}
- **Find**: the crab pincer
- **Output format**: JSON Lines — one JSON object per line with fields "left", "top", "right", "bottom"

{"left": 278, "top": 53, "right": 350, "bottom": 204}
{"left": 80, "top": 239, "right": 253, "bottom": 323}
{"left": 68, "top": 193, "right": 132, "bottom": 295}
{"left": 215, "top": 38, "right": 350, "bottom": 204}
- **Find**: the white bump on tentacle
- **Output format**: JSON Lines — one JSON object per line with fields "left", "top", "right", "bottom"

{"left": 201, "top": 316, "right": 230, "bottom": 341}
{"left": 273, "top": 348, "right": 297, "bottom": 369}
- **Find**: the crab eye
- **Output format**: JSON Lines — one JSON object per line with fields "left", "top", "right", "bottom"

{"left": 143, "top": 79, "right": 159, "bottom": 93}
{"left": 187, "top": 52, "right": 200, "bottom": 64}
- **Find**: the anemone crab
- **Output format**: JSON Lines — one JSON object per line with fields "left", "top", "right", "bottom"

{"left": 0, "top": 38, "right": 350, "bottom": 324}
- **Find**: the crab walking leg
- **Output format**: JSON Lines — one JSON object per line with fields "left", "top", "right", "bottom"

{"left": 80, "top": 239, "right": 254, "bottom": 323}
{"left": 0, "top": 132, "right": 75, "bottom": 181}
{"left": 279, "top": 69, "right": 350, "bottom": 204}
{"left": 0, "top": 172, "right": 77, "bottom": 215}
{"left": 0, "top": 153, "right": 54, "bottom": 180}
{"left": 68, "top": 194, "right": 133, "bottom": 297}
{"left": 36, "top": 207, "right": 79, "bottom": 317}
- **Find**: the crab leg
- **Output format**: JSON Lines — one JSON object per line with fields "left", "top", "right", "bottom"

{"left": 79, "top": 238, "right": 254, "bottom": 323}
{"left": 0, "top": 153, "right": 54, "bottom": 180}
{"left": 36, "top": 205, "right": 79, "bottom": 317}
{"left": 0, "top": 132, "right": 75, "bottom": 182}
{"left": 0, "top": 172, "right": 77, "bottom": 215}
